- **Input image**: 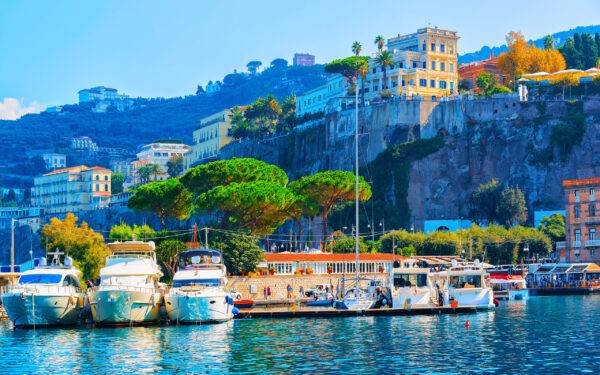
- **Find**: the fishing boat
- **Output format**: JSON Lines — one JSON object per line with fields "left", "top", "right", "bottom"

{"left": 390, "top": 259, "right": 437, "bottom": 308}
{"left": 0, "top": 252, "right": 85, "bottom": 327}
{"left": 87, "top": 240, "right": 164, "bottom": 326}
{"left": 433, "top": 260, "right": 495, "bottom": 310}
{"left": 489, "top": 274, "right": 528, "bottom": 301}
{"left": 164, "top": 248, "right": 235, "bottom": 323}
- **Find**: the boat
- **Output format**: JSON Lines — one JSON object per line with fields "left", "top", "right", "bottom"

{"left": 433, "top": 260, "right": 495, "bottom": 309}
{"left": 87, "top": 240, "right": 164, "bottom": 326}
{"left": 390, "top": 259, "right": 437, "bottom": 308}
{"left": 0, "top": 252, "right": 85, "bottom": 327}
{"left": 233, "top": 299, "right": 254, "bottom": 309}
{"left": 164, "top": 248, "right": 235, "bottom": 323}
{"left": 489, "top": 274, "right": 528, "bottom": 301}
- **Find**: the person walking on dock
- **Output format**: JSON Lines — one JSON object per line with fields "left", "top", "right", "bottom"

{"left": 287, "top": 284, "right": 292, "bottom": 300}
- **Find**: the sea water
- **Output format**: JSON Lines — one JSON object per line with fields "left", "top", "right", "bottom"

{"left": 1, "top": 295, "right": 599, "bottom": 374}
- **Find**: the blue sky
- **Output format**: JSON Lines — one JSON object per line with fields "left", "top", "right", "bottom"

{"left": 1, "top": 0, "right": 600, "bottom": 113}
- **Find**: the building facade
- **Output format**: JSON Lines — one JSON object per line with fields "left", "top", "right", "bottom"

{"left": 135, "top": 141, "right": 191, "bottom": 181}
{"left": 184, "top": 109, "right": 234, "bottom": 170}
{"left": 31, "top": 166, "right": 112, "bottom": 215}
{"left": 561, "top": 177, "right": 600, "bottom": 263}
{"left": 42, "top": 153, "right": 66, "bottom": 171}
{"left": 364, "top": 27, "right": 459, "bottom": 101}
{"left": 71, "top": 136, "right": 98, "bottom": 153}
{"left": 295, "top": 74, "right": 348, "bottom": 116}
{"left": 458, "top": 53, "right": 506, "bottom": 93}
{"left": 0, "top": 207, "right": 44, "bottom": 230}
{"left": 293, "top": 53, "right": 315, "bottom": 66}
{"left": 78, "top": 86, "right": 132, "bottom": 112}
{"left": 260, "top": 253, "right": 402, "bottom": 275}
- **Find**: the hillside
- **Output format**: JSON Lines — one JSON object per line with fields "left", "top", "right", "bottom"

{"left": 459, "top": 24, "right": 600, "bottom": 63}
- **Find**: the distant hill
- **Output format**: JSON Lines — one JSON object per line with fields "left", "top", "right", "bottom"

{"left": 459, "top": 24, "right": 600, "bottom": 63}
{"left": 0, "top": 64, "right": 327, "bottom": 186}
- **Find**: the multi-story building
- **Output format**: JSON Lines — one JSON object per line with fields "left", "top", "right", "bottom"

{"left": 135, "top": 141, "right": 191, "bottom": 181}
{"left": 561, "top": 177, "right": 600, "bottom": 263}
{"left": 184, "top": 109, "right": 234, "bottom": 170}
{"left": 293, "top": 53, "right": 315, "bottom": 67}
{"left": 71, "top": 136, "right": 98, "bottom": 153}
{"left": 458, "top": 53, "right": 506, "bottom": 93}
{"left": 0, "top": 207, "right": 44, "bottom": 230}
{"left": 31, "top": 166, "right": 112, "bottom": 215}
{"left": 295, "top": 74, "right": 349, "bottom": 117}
{"left": 42, "top": 153, "right": 66, "bottom": 171}
{"left": 364, "top": 27, "right": 459, "bottom": 101}
{"left": 78, "top": 86, "right": 132, "bottom": 112}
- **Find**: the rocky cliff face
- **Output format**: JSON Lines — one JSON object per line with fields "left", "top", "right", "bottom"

{"left": 221, "top": 97, "right": 600, "bottom": 229}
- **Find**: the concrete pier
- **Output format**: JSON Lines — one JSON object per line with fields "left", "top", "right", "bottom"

{"left": 234, "top": 306, "right": 479, "bottom": 319}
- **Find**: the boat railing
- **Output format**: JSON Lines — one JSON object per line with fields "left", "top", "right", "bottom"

{"left": 1, "top": 284, "right": 81, "bottom": 294}
{"left": 89, "top": 284, "right": 159, "bottom": 293}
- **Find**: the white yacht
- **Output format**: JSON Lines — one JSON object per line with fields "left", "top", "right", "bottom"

{"left": 1, "top": 252, "right": 85, "bottom": 327}
{"left": 433, "top": 260, "right": 495, "bottom": 309}
{"left": 489, "top": 274, "right": 529, "bottom": 301}
{"left": 390, "top": 259, "right": 436, "bottom": 308}
{"left": 333, "top": 277, "right": 377, "bottom": 311}
{"left": 165, "top": 248, "right": 235, "bottom": 324}
{"left": 87, "top": 240, "right": 164, "bottom": 326}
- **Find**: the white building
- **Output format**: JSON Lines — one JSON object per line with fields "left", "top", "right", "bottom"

{"left": 295, "top": 74, "right": 348, "bottom": 117}
{"left": 135, "top": 141, "right": 191, "bottom": 182}
{"left": 42, "top": 153, "right": 66, "bottom": 171}
{"left": 78, "top": 86, "right": 133, "bottom": 112}
{"left": 184, "top": 109, "right": 234, "bottom": 170}
{"left": 71, "top": 136, "right": 98, "bottom": 153}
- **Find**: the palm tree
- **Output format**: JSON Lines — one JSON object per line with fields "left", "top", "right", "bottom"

{"left": 352, "top": 41, "right": 362, "bottom": 56}
{"left": 358, "top": 63, "right": 368, "bottom": 107}
{"left": 374, "top": 35, "right": 385, "bottom": 51}
{"left": 375, "top": 50, "right": 394, "bottom": 91}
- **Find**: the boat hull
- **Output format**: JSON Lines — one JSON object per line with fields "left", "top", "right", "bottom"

{"left": 392, "top": 288, "right": 433, "bottom": 308}
{"left": 165, "top": 290, "right": 233, "bottom": 323}
{"left": 1, "top": 292, "right": 83, "bottom": 327}
{"left": 88, "top": 289, "right": 162, "bottom": 326}
{"left": 448, "top": 288, "right": 495, "bottom": 309}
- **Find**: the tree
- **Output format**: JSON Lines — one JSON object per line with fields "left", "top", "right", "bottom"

{"left": 270, "top": 58, "right": 288, "bottom": 69}
{"left": 166, "top": 155, "right": 184, "bottom": 178}
{"left": 195, "top": 85, "right": 205, "bottom": 95}
{"left": 496, "top": 187, "right": 528, "bottom": 227}
{"left": 181, "top": 158, "right": 288, "bottom": 194}
{"left": 289, "top": 170, "right": 372, "bottom": 237}
{"left": 559, "top": 36, "right": 583, "bottom": 69}
{"left": 379, "top": 230, "right": 425, "bottom": 254}
{"left": 5, "top": 189, "right": 16, "bottom": 202}
{"left": 375, "top": 50, "right": 394, "bottom": 91}
{"left": 109, "top": 223, "right": 156, "bottom": 241}
{"left": 581, "top": 33, "right": 598, "bottom": 69}
{"left": 212, "top": 234, "right": 264, "bottom": 275}
{"left": 197, "top": 181, "right": 299, "bottom": 236}
{"left": 331, "top": 234, "right": 369, "bottom": 253}
{"left": 128, "top": 178, "right": 193, "bottom": 226}
{"left": 229, "top": 106, "right": 252, "bottom": 139}
{"left": 543, "top": 34, "right": 554, "bottom": 50}
{"left": 475, "top": 72, "right": 497, "bottom": 94}
{"left": 324, "top": 56, "right": 370, "bottom": 83}
{"left": 244, "top": 95, "right": 282, "bottom": 137}
{"left": 551, "top": 73, "right": 579, "bottom": 99}
{"left": 277, "top": 95, "right": 296, "bottom": 133}
{"left": 352, "top": 41, "right": 362, "bottom": 56}
{"left": 246, "top": 60, "right": 262, "bottom": 75}
{"left": 469, "top": 179, "right": 528, "bottom": 227}
{"left": 458, "top": 78, "right": 473, "bottom": 92}
{"left": 111, "top": 173, "right": 125, "bottom": 194}
{"left": 40, "top": 213, "right": 108, "bottom": 280}
{"left": 155, "top": 239, "right": 187, "bottom": 280}
{"left": 138, "top": 164, "right": 161, "bottom": 184}
{"left": 374, "top": 35, "right": 385, "bottom": 51}
{"left": 538, "top": 213, "right": 566, "bottom": 244}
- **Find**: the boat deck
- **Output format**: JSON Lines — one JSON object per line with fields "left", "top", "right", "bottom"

{"left": 234, "top": 306, "right": 479, "bottom": 319}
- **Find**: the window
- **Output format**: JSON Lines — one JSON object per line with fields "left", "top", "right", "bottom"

{"left": 430, "top": 80, "right": 436, "bottom": 88}
{"left": 450, "top": 45, "right": 454, "bottom": 54}
{"left": 422, "top": 42, "right": 426, "bottom": 51}
{"left": 591, "top": 188, "right": 596, "bottom": 201}
{"left": 95, "top": 175, "right": 99, "bottom": 181}
{"left": 431, "top": 61, "right": 436, "bottom": 70}
{"left": 104, "top": 175, "right": 108, "bottom": 181}
{"left": 575, "top": 229, "right": 581, "bottom": 241}
{"left": 95, "top": 184, "right": 100, "bottom": 191}
{"left": 590, "top": 228, "right": 596, "bottom": 241}
{"left": 422, "top": 61, "right": 427, "bottom": 69}
{"left": 372, "top": 67, "right": 377, "bottom": 74}
{"left": 439, "top": 81, "right": 447, "bottom": 89}
{"left": 18, "top": 274, "right": 63, "bottom": 284}
{"left": 574, "top": 190, "right": 580, "bottom": 202}
{"left": 440, "top": 44, "right": 446, "bottom": 52}
{"left": 419, "top": 79, "right": 427, "bottom": 87}
{"left": 449, "top": 275, "right": 482, "bottom": 288}
{"left": 402, "top": 79, "right": 406, "bottom": 86}
{"left": 575, "top": 206, "right": 581, "bottom": 219}
{"left": 431, "top": 42, "right": 436, "bottom": 51}
{"left": 393, "top": 273, "right": 428, "bottom": 287}
{"left": 399, "top": 62, "right": 404, "bottom": 69}
{"left": 412, "top": 61, "right": 418, "bottom": 68}
{"left": 450, "top": 81, "right": 455, "bottom": 90}
{"left": 590, "top": 204, "right": 596, "bottom": 217}
{"left": 409, "top": 79, "right": 414, "bottom": 86}
{"left": 104, "top": 184, "right": 109, "bottom": 191}
{"left": 440, "top": 62, "right": 445, "bottom": 71}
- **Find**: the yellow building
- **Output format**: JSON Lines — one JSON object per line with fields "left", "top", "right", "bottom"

{"left": 364, "top": 27, "right": 459, "bottom": 100}
{"left": 184, "top": 109, "right": 234, "bottom": 170}
{"left": 31, "top": 165, "right": 112, "bottom": 215}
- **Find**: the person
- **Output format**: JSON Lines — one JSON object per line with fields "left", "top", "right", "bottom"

{"left": 436, "top": 283, "right": 444, "bottom": 307}
{"left": 286, "top": 284, "right": 292, "bottom": 299}
{"left": 299, "top": 285, "right": 304, "bottom": 298}
{"left": 86, "top": 279, "right": 94, "bottom": 289}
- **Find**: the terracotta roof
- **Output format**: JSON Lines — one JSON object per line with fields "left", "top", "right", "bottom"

{"left": 562, "top": 177, "right": 600, "bottom": 187}
{"left": 264, "top": 253, "right": 405, "bottom": 262}
{"left": 44, "top": 165, "right": 110, "bottom": 176}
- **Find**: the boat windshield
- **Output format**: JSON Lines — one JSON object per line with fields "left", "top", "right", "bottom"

{"left": 449, "top": 275, "right": 482, "bottom": 288}
{"left": 173, "top": 278, "right": 222, "bottom": 287}
{"left": 100, "top": 275, "right": 150, "bottom": 286}
{"left": 179, "top": 250, "right": 222, "bottom": 270}
{"left": 18, "top": 274, "right": 63, "bottom": 284}
{"left": 394, "top": 273, "right": 428, "bottom": 287}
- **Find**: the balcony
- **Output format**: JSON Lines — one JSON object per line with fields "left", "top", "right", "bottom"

{"left": 585, "top": 240, "right": 600, "bottom": 247}
{"left": 584, "top": 216, "right": 600, "bottom": 224}
{"left": 555, "top": 241, "right": 566, "bottom": 249}
{"left": 572, "top": 240, "right": 582, "bottom": 248}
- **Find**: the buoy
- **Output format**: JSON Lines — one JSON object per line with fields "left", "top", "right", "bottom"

{"left": 465, "top": 319, "right": 471, "bottom": 328}
{"left": 493, "top": 298, "right": 500, "bottom": 307}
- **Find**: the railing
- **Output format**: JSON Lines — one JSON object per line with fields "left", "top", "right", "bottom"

{"left": 89, "top": 285, "right": 159, "bottom": 293}
{"left": 555, "top": 241, "right": 567, "bottom": 249}
{"left": 585, "top": 217, "right": 600, "bottom": 224}
{"left": 1, "top": 284, "right": 81, "bottom": 294}
{"left": 572, "top": 241, "right": 582, "bottom": 248}
{"left": 585, "top": 240, "right": 600, "bottom": 247}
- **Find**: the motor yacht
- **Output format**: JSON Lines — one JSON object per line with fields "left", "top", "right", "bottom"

{"left": 489, "top": 274, "right": 528, "bottom": 301}
{"left": 433, "top": 260, "right": 495, "bottom": 309}
{"left": 333, "top": 277, "right": 379, "bottom": 310}
{"left": 390, "top": 259, "right": 437, "bottom": 308}
{"left": 87, "top": 240, "right": 164, "bottom": 326}
{"left": 164, "top": 248, "right": 235, "bottom": 323}
{"left": 1, "top": 252, "right": 85, "bottom": 327}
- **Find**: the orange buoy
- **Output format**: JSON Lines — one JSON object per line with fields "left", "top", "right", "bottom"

{"left": 465, "top": 319, "right": 471, "bottom": 328}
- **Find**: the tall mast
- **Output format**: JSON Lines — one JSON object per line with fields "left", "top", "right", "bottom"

{"left": 354, "top": 75, "right": 359, "bottom": 282}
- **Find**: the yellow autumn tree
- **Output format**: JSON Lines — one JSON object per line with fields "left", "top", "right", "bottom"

{"left": 40, "top": 213, "right": 108, "bottom": 280}
{"left": 498, "top": 31, "right": 566, "bottom": 85}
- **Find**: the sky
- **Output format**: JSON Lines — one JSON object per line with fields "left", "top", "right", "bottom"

{"left": 1, "top": 0, "right": 600, "bottom": 118}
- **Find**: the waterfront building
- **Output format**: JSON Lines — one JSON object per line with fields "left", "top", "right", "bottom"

{"left": 71, "top": 136, "right": 98, "bottom": 153}
{"left": 458, "top": 53, "right": 506, "bottom": 92}
{"left": 561, "top": 177, "right": 600, "bottom": 263}
{"left": 31, "top": 165, "right": 112, "bottom": 215}
{"left": 260, "top": 252, "right": 402, "bottom": 275}
{"left": 0, "top": 206, "right": 44, "bottom": 230}
{"left": 364, "top": 27, "right": 459, "bottom": 101}
{"left": 136, "top": 141, "right": 191, "bottom": 181}
{"left": 295, "top": 74, "right": 348, "bottom": 116}
{"left": 293, "top": 53, "right": 315, "bottom": 67}
{"left": 42, "top": 153, "right": 66, "bottom": 171}
{"left": 184, "top": 109, "right": 234, "bottom": 170}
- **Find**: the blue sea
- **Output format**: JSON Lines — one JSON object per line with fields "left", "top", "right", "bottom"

{"left": 1, "top": 296, "right": 599, "bottom": 374}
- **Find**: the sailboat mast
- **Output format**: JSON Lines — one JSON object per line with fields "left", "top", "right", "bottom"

{"left": 354, "top": 75, "right": 359, "bottom": 282}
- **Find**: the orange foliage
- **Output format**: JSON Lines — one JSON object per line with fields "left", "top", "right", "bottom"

{"left": 497, "top": 31, "right": 566, "bottom": 84}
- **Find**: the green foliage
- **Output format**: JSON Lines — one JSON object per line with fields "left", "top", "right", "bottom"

{"left": 331, "top": 234, "right": 369, "bottom": 254}
{"left": 476, "top": 72, "right": 496, "bottom": 94}
{"left": 324, "top": 56, "right": 370, "bottom": 82}
{"left": 155, "top": 239, "right": 187, "bottom": 280}
{"left": 40, "top": 213, "right": 108, "bottom": 280}
{"left": 489, "top": 85, "right": 512, "bottom": 94}
{"left": 469, "top": 179, "right": 528, "bottom": 227}
{"left": 111, "top": 173, "right": 125, "bottom": 194}
{"left": 211, "top": 233, "right": 264, "bottom": 275}
{"left": 229, "top": 94, "right": 298, "bottom": 139}
{"left": 543, "top": 34, "right": 554, "bottom": 50}
{"left": 108, "top": 223, "right": 156, "bottom": 241}
{"left": 538, "top": 213, "right": 567, "bottom": 243}
{"left": 181, "top": 158, "right": 288, "bottom": 194}
{"left": 197, "top": 181, "right": 299, "bottom": 236}
{"left": 458, "top": 78, "right": 473, "bottom": 92}
{"left": 128, "top": 178, "right": 193, "bottom": 226}
{"left": 550, "top": 101, "right": 585, "bottom": 160}
{"left": 379, "top": 230, "right": 425, "bottom": 254}
{"left": 422, "top": 231, "right": 462, "bottom": 255}
{"left": 352, "top": 41, "right": 362, "bottom": 56}
{"left": 375, "top": 50, "right": 394, "bottom": 90}
{"left": 559, "top": 32, "right": 600, "bottom": 69}
{"left": 166, "top": 155, "right": 184, "bottom": 178}
{"left": 138, "top": 164, "right": 161, "bottom": 184}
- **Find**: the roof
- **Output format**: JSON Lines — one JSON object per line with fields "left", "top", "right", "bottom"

{"left": 44, "top": 165, "right": 111, "bottom": 176}
{"left": 263, "top": 252, "right": 404, "bottom": 262}
{"left": 562, "top": 177, "right": 600, "bottom": 187}
{"left": 107, "top": 240, "right": 156, "bottom": 253}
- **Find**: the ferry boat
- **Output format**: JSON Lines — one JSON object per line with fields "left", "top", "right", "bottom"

{"left": 390, "top": 259, "right": 436, "bottom": 308}
{"left": 87, "top": 240, "right": 164, "bottom": 326}
{"left": 433, "top": 260, "right": 495, "bottom": 309}
{"left": 164, "top": 248, "right": 235, "bottom": 323}
{"left": 0, "top": 252, "right": 85, "bottom": 327}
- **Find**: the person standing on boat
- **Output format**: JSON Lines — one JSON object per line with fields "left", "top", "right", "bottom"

{"left": 436, "top": 283, "right": 444, "bottom": 307}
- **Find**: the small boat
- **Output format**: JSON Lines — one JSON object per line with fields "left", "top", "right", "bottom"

{"left": 333, "top": 277, "right": 377, "bottom": 310}
{"left": 390, "top": 259, "right": 436, "bottom": 308}
{"left": 433, "top": 259, "right": 495, "bottom": 310}
{"left": 87, "top": 240, "right": 164, "bottom": 326}
{"left": 233, "top": 299, "right": 254, "bottom": 309}
{"left": 490, "top": 274, "right": 529, "bottom": 301}
{"left": 0, "top": 252, "right": 85, "bottom": 327}
{"left": 164, "top": 248, "right": 235, "bottom": 323}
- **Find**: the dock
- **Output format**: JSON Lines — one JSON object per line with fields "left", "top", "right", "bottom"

{"left": 234, "top": 306, "right": 478, "bottom": 319}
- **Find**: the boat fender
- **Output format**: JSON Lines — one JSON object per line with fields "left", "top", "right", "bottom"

{"left": 225, "top": 295, "right": 234, "bottom": 305}
{"left": 493, "top": 298, "right": 500, "bottom": 307}
{"left": 465, "top": 319, "right": 471, "bottom": 329}
{"left": 232, "top": 307, "right": 239, "bottom": 315}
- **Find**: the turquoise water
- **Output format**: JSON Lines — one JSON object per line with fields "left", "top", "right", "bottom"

{"left": 1, "top": 296, "right": 599, "bottom": 374}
